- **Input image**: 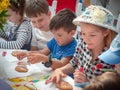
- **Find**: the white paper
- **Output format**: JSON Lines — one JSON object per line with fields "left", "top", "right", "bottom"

{"left": 4, "top": 62, "right": 42, "bottom": 78}
{"left": 3, "top": 49, "right": 26, "bottom": 62}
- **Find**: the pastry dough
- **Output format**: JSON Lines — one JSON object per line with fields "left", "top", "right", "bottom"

{"left": 56, "top": 81, "right": 73, "bottom": 90}
{"left": 11, "top": 51, "right": 19, "bottom": 57}
{"left": 15, "top": 65, "right": 28, "bottom": 73}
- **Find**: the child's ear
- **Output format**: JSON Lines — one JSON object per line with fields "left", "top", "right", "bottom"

{"left": 47, "top": 10, "right": 51, "bottom": 17}
{"left": 70, "top": 30, "right": 76, "bottom": 35}
{"left": 104, "top": 29, "right": 110, "bottom": 37}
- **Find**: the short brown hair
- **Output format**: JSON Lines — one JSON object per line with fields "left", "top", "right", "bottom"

{"left": 49, "top": 8, "right": 76, "bottom": 33}
{"left": 25, "top": 0, "right": 49, "bottom": 18}
{"left": 9, "top": 0, "right": 26, "bottom": 17}
{"left": 84, "top": 72, "right": 120, "bottom": 90}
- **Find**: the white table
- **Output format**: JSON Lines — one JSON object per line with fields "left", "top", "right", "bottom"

{"left": 0, "top": 49, "right": 83, "bottom": 90}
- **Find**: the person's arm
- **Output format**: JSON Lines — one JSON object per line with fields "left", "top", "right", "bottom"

{"left": 45, "top": 63, "right": 75, "bottom": 84}
{"left": 51, "top": 56, "right": 72, "bottom": 70}
{"left": 0, "top": 29, "right": 9, "bottom": 40}
{"left": 30, "top": 46, "right": 39, "bottom": 51}
{"left": 27, "top": 47, "right": 50, "bottom": 64}
{"left": 0, "top": 19, "right": 32, "bottom": 49}
{"left": 60, "top": 63, "right": 75, "bottom": 74}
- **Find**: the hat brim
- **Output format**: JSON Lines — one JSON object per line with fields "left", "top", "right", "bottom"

{"left": 99, "top": 50, "right": 120, "bottom": 64}
{"left": 73, "top": 16, "right": 117, "bottom": 33}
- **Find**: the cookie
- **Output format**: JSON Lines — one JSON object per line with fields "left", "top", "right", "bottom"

{"left": 11, "top": 51, "right": 19, "bottom": 57}
{"left": 15, "top": 65, "right": 28, "bottom": 73}
{"left": 56, "top": 81, "right": 73, "bottom": 90}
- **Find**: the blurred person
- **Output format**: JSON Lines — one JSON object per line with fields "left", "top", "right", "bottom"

{"left": 0, "top": 0, "right": 32, "bottom": 50}
{"left": 99, "top": 32, "right": 120, "bottom": 74}
{"left": 25, "top": 0, "right": 53, "bottom": 51}
{"left": 83, "top": 72, "right": 120, "bottom": 90}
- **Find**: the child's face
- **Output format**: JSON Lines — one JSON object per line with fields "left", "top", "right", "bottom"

{"left": 30, "top": 12, "right": 51, "bottom": 31}
{"left": 7, "top": 8, "right": 21, "bottom": 23}
{"left": 52, "top": 28, "right": 75, "bottom": 46}
{"left": 80, "top": 23, "right": 107, "bottom": 49}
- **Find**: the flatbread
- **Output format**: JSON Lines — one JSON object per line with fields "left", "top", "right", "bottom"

{"left": 56, "top": 81, "right": 73, "bottom": 90}
{"left": 11, "top": 51, "right": 20, "bottom": 57}
{"left": 15, "top": 65, "right": 28, "bottom": 73}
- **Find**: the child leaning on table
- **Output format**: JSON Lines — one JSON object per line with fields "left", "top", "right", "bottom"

{"left": 0, "top": 0, "right": 32, "bottom": 50}
{"left": 25, "top": 0, "right": 53, "bottom": 51}
{"left": 16, "top": 8, "right": 77, "bottom": 70}
{"left": 45, "top": 5, "right": 118, "bottom": 86}
{"left": 83, "top": 72, "right": 120, "bottom": 90}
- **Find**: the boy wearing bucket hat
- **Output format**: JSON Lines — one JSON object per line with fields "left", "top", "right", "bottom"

{"left": 99, "top": 33, "right": 120, "bottom": 74}
{"left": 46, "top": 5, "right": 118, "bottom": 87}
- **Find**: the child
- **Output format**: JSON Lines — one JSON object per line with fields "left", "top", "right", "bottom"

{"left": 99, "top": 33, "right": 120, "bottom": 74}
{"left": 83, "top": 72, "right": 120, "bottom": 90}
{"left": 46, "top": 5, "right": 118, "bottom": 85}
{"left": 0, "top": 0, "right": 32, "bottom": 50}
{"left": 25, "top": 0, "right": 53, "bottom": 50}
{"left": 17, "top": 8, "right": 77, "bottom": 70}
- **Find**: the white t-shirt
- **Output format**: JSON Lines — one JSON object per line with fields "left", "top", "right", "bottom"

{"left": 31, "top": 28, "right": 53, "bottom": 50}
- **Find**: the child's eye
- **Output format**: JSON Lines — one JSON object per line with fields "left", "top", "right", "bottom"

{"left": 81, "top": 33, "right": 85, "bottom": 36}
{"left": 32, "top": 21, "right": 36, "bottom": 24}
{"left": 90, "top": 35, "right": 96, "bottom": 37}
{"left": 58, "top": 35, "right": 62, "bottom": 37}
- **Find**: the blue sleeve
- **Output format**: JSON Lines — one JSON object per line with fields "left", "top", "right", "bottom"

{"left": 47, "top": 38, "right": 55, "bottom": 52}
{"left": 63, "top": 39, "right": 77, "bottom": 58}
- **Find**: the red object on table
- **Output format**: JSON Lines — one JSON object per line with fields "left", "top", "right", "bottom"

{"left": 2, "top": 51, "right": 7, "bottom": 57}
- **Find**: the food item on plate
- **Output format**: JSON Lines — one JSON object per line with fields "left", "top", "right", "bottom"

{"left": 11, "top": 51, "right": 20, "bottom": 57}
{"left": 15, "top": 65, "right": 28, "bottom": 73}
{"left": 56, "top": 81, "right": 73, "bottom": 90}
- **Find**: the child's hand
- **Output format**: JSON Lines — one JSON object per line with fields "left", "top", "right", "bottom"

{"left": 13, "top": 51, "right": 27, "bottom": 60}
{"left": 74, "top": 69, "right": 88, "bottom": 83}
{"left": 45, "top": 68, "right": 66, "bottom": 84}
{"left": 27, "top": 53, "right": 48, "bottom": 64}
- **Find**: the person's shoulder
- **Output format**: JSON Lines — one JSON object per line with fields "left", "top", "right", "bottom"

{"left": 71, "top": 38, "right": 77, "bottom": 44}
{"left": 50, "top": 38, "right": 55, "bottom": 42}
{"left": 23, "top": 17, "right": 31, "bottom": 22}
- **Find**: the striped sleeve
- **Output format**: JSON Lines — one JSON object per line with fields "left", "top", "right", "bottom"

{"left": 0, "top": 18, "right": 32, "bottom": 49}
